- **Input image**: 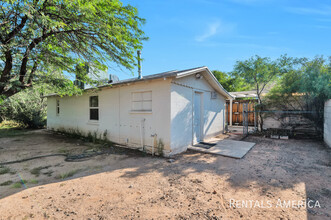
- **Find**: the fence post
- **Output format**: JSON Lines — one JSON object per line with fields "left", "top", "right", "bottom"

{"left": 229, "top": 99, "right": 233, "bottom": 126}
{"left": 254, "top": 108, "right": 257, "bottom": 132}
{"left": 243, "top": 103, "right": 248, "bottom": 135}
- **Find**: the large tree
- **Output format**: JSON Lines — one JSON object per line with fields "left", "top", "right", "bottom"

{"left": 233, "top": 55, "right": 293, "bottom": 130}
{"left": 0, "top": 0, "right": 147, "bottom": 99}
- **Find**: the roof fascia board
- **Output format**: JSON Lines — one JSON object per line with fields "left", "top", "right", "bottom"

{"left": 176, "top": 66, "right": 233, "bottom": 99}
{"left": 204, "top": 68, "right": 234, "bottom": 99}
{"left": 175, "top": 67, "right": 207, "bottom": 79}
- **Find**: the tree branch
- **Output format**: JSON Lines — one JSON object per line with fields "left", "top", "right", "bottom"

{"left": 27, "top": 59, "right": 39, "bottom": 85}
{"left": 19, "top": 29, "right": 82, "bottom": 83}
{"left": 2, "top": 15, "right": 28, "bottom": 44}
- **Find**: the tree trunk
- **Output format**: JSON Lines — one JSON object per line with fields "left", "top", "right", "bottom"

{"left": 257, "top": 91, "right": 264, "bottom": 131}
{"left": 0, "top": 50, "right": 13, "bottom": 94}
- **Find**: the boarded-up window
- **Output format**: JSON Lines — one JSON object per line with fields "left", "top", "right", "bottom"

{"left": 132, "top": 91, "right": 152, "bottom": 111}
{"left": 89, "top": 96, "right": 99, "bottom": 120}
{"left": 56, "top": 99, "right": 60, "bottom": 115}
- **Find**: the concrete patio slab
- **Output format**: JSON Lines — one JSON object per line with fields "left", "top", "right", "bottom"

{"left": 188, "top": 139, "right": 255, "bottom": 159}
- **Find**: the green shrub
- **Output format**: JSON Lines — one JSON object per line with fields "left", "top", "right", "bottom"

{"left": 0, "top": 120, "right": 24, "bottom": 129}
{"left": 0, "top": 88, "right": 46, "bottom": 128}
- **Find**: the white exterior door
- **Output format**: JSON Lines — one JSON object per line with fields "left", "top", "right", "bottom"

{"left": 193, "top": 92, "right": 203, "bottom": 144}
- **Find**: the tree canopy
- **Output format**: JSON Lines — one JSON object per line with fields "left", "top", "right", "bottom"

{"left": 232, "top": 55, "right": 295, "bottom": 130}
{"left": 0, "top": 0, "right": 147, "bottom": 99}
{"left": 233, "top": 55, "right": 293, "bottom": 103}
{"left": 212, "top": 70, "right": 252, "bottom": 92}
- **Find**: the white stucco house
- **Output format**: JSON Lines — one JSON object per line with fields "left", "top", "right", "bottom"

{"left": 46, "top": 66, "right": 232, "bottom": 156}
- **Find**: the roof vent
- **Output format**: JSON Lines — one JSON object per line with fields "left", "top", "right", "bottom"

{"left": 195, "top": 73, "right": 203, "bottom": 79}
{"left": 109, "top": 74, "right": 119, "bottom": 83}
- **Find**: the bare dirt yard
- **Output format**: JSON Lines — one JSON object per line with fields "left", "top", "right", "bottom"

{"left": 0, "top": 129, "right": 330, "bottom": 219}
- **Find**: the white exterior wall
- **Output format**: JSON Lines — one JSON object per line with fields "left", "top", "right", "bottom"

{"left": 324, "top": 99, "right": 331, "bottom": 148}
{"left": 47, "top": 79, "right": 172, "bottom": 153}
{"left": 170, "top": 75, "right": 226, "bottom": 154}
{"left": 47, "top": 73, "right": 228, "bottom": 156}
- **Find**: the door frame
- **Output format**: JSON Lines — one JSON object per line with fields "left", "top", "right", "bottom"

{"left": 193, "top": 91, "right": 204, "bottom": 144}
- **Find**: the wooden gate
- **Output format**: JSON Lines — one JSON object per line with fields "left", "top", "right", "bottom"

{"left": 226, "top": 100, "right": 257, "bottom": 126}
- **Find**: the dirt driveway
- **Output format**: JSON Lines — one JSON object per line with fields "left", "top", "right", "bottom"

{"left": 0, "top": 130, "right": 330, "bottom": 219}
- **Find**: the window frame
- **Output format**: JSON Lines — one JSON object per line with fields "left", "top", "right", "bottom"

{"left": 89, "top": 96, "right": 99, "bottom": 121}
{"left": 131, "top": 90, "right": 152, "bottom": 113}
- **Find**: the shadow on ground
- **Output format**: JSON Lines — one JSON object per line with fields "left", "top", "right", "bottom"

{"left": 0, "top": 129, "right": 330, "bottom": 219}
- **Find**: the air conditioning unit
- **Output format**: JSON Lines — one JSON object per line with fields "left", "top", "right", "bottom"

{"left": 109, "top": 74, "right": 120, "bottom": 83}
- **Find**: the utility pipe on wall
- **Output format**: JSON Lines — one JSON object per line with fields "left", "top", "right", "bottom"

{"left": 140, "top": 118, "right": 145, "bottom": 151}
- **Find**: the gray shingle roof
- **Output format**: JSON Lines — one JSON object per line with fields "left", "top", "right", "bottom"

{"left": 44, "top": 66, "right": 233, "bottom": 99}
{"left": 100, "top": 66, "right": 206, "bottom": 87}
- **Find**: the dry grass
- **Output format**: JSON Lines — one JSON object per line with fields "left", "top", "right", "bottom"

{"left": 55, "top": 169, "right": 82, "bottom": 180}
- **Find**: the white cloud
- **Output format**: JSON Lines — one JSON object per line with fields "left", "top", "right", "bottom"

{"left": 195, "top": 20, "right": 235, "bottom": 42}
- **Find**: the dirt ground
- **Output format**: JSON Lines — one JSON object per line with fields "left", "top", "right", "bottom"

{"left": 0, "top": 130, "right": 330, "bottom": 219}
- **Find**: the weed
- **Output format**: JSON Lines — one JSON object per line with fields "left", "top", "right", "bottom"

{"left": 57, "top": 148, "right": 70, "bottom": 154}
{"left": 0, "top": 120, "right": 25, "bottom": 129}
{"left": 0, "top": 129, "right": 27, "bottom": 138}
{"left": 103, "top": 129, "right": 108, "bottom": 140}
{"left": 29, "top": 179, "right": 38, "bottom": 184}
{"left": 55, "top": 127, "right": 114, "bottom": 147}
{"left": 11, "top": 182, "right": 22, "bottom": 188}
{"left": 55, "top": 169, "right": 81, "bottom": 179}
{"left": 30, "top": 166, "right": 51, "bottom": 177}
{"left": 0, "top": 180, "right": 13, "bottom": 186}
{"left": 0, "top": 120, "right": 28, "bottom": 138}
{"left": 56, "top": 127, "right": 84, "bottom": 139}
{"left": 0, "top": 166, "right": 10, "bottom": 175}
{"left": 157, "top": 139, "right": 165, "bottom": 156}
{"left": 11, "top": 179, "right": 28, "bottom": 188}
{"left": 43, "top": 170, "right": 54, "bottom": 177}
{"left": 87, "top": 131, "right": 93, "bottom": 142}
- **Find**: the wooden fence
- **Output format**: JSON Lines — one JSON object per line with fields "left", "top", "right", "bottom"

{"left": 226, "top": 100, "right": 257, "bottom": 126}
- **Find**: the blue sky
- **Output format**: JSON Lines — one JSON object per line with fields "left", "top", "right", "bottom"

{"left": 113, "top": 0, "right": 331, "bottom": 80}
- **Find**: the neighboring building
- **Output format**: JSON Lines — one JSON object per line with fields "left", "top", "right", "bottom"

{"left": 46, "top": 66, "right": 232, "bottom": 156}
